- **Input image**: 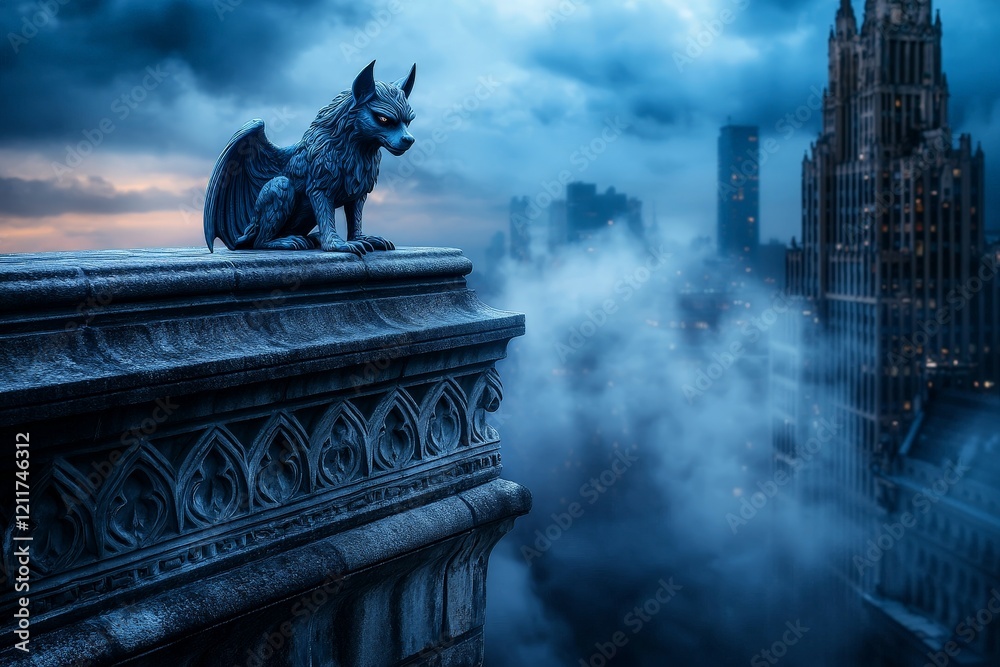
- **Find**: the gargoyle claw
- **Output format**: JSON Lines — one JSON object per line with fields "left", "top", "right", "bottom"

{"left": 322, "top": 239, "right": 371, "bottom": 256}
{"left": 353, "top": 235, "right": 395, "bottom": 251}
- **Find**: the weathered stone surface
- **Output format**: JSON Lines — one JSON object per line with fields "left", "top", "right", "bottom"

{"left": 0, "top": 247, "right": 529, "bottom": 666}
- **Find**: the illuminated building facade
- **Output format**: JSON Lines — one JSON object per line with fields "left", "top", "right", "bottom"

{"left": 773, "top": 1, "right": 999, "bottom": 662}
{"left": 718, "top": 124, "right": 761, "bottom": 261}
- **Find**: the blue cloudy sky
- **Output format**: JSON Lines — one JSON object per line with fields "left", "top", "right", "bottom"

{"left": 0, "top": 0, "right": 998, "bottom": 258}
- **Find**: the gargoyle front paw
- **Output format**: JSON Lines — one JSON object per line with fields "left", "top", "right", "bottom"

{"left": 353, "top": 234, "right": 395, "bottom": 251}
{"left": 321, "top": 239, "right": 371, "bottom": 256}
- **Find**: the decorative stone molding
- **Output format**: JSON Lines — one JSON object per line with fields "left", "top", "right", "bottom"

{"left": 0, "top": 247, "right": 528, "bottom": 666}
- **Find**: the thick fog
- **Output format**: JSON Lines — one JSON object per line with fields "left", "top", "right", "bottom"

{"left": 479, "top": 232, "right": 864, "bottom": 666}
{"left": 3, "top": 0, "right": 999, "bottom": 253}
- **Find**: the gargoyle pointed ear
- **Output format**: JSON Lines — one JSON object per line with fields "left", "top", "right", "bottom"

{"left": 394, "top": 64, "right": 416, "bottom": 98}
{"left": 352, "top": 60, "right": 377, "bottom": 107}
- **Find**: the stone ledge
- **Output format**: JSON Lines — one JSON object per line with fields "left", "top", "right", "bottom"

{"left": 0, "top": 247, "right": 473, "bottom": 313}
{"left": 0, "top": 245, "right": 528, "bottom": 665}
{"left": 0, "top": 479, "right": 531, "bottom": 666}
{"left": 0, "top": 247, "right": 523, "bottom": 423}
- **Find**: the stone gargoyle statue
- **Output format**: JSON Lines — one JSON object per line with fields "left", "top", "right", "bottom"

{"left": 203, "top": 60, "right": 416, "bottom": 255}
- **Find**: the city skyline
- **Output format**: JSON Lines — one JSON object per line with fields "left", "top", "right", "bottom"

{"left": 3, "top": 2, "right": 1000, "bottom": 665}
{"left": 1, "top": 1, "right": 998, "bottom": 260}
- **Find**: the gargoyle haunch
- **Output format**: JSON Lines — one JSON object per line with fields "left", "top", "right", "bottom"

{"left": 203, "top": 60, "right": 416, "bottom": 255}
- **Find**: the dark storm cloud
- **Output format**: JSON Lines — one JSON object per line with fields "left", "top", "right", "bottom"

{"left": 1, "top": 0, "right": 998, "bottom": 247}
{"left": 531, "top": 49, "right": 646, "bottom": 91}
{"left": 0, "top": 175, "right": 197, "bottom": 216}
{"left": 631, "top": 94, "right": 680, "bottom": 126}
{"left": 0, "top": 0, "right": 354, "bottom": 145}
{"left": 521, "top": 0, "right": 833, "bottom": 141}
{"left": 525, "top": 0, "right": 996, "bottom": 141}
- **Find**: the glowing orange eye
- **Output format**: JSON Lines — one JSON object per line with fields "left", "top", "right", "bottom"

{"left": 377, "top": 115, "right": 390, "bottom": 124}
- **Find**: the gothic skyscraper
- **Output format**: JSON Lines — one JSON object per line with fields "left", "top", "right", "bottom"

{"left": 786, "top": 0, "right": 989, "bottom": 501}
{"left": 775, "top": 0, "right": 998, "bottom": 661}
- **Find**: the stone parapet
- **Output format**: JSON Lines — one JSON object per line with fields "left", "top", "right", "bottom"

{"left": 0, "top": 247, "right": 529, "bottom": 666}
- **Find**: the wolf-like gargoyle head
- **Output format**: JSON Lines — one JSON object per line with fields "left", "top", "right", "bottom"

{"left": 352, "top": 60, "right": 416, "bottom": 156}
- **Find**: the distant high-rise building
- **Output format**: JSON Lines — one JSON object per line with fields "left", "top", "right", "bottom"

{"left": 512, "top": 183, "right": 641, "bottom": 256}
{"left": 549, "top": 198, "right": 567, "bottom": 250}
{"left": 772, "top": 1, "right": 999, "bottom": 663}
{"left": 717, "top": 124, "right": 760, "bottom": 260}
{"left": 563, "top": 182, "right": 643, "bottom": 245}
{"left": 509, "top": 196, "right": 532, "bottom": 262}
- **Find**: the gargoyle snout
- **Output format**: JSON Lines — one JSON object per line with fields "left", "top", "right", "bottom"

{"left": 385, "top": 131, "right": 415, "bottom": 156}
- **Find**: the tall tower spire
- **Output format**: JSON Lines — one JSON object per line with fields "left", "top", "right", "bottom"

{"left": 776, "top": 9, "right": 992, "bottom": 657}
{"left": 863, "top": 0, "right": 934, "bottom": 29}
{"left": 836, "top": 0, "right": 857, "bottom": 36}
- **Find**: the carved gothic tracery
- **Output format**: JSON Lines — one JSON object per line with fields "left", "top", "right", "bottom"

{"left": 20, "top": 369, "right": 505, "bottom": 608}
